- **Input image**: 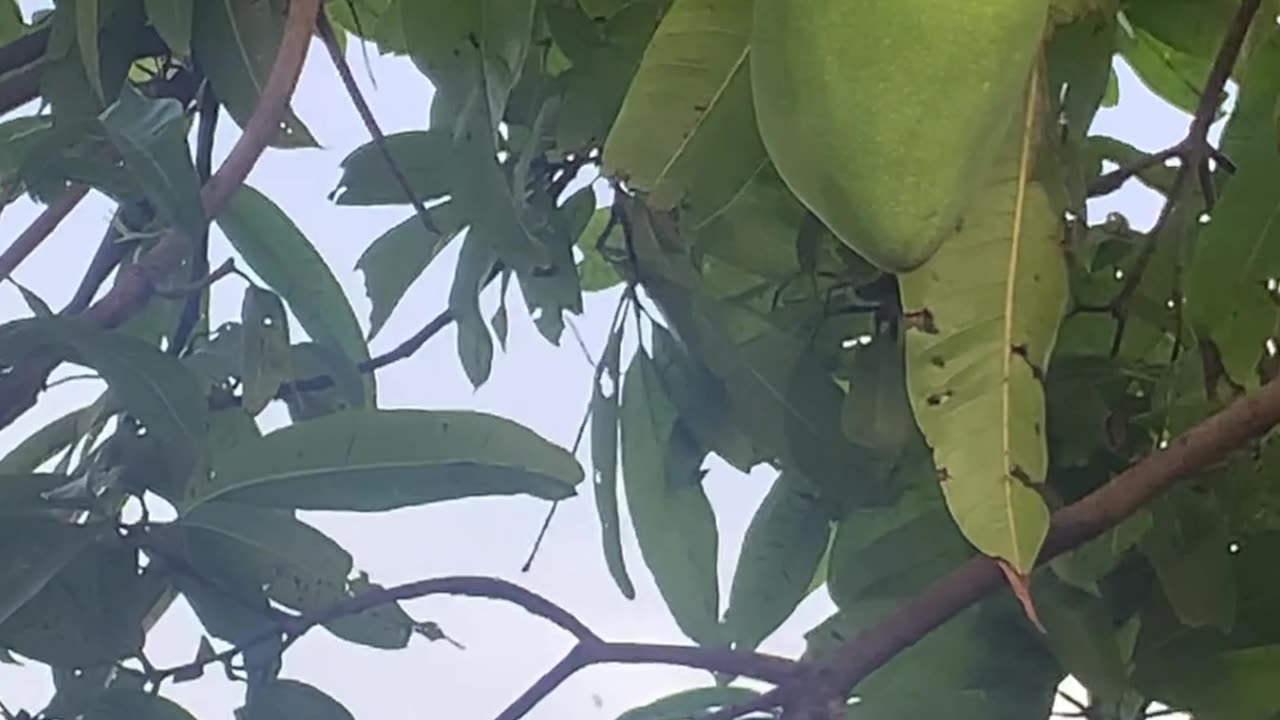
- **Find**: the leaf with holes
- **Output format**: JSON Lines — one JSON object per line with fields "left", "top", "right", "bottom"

{"left": 186, "top": 409, "right": 582, "bottom": 511}
{"left": 621, "top": 350, "right": 721, "bottom": 646}
{"left": 603, "top": 0, "right": 765, "bottom": 222}
{"left": 591, "top": 319, "right": 633, "bottom": 599}
{"left": 616, "top": 687, "right": 761, "bottom": 720}
{"left": 723, "top": 473, "right": 830, "bottom": 652}
{"left": 898, "top": 84, "right": 1067, "bottom": 573}
{"left": 331, "top": 130, "right": 458, "bottom": 207}
{"left": 240, "top": 286, "right": 292, "bottom": 415}
{"left": 217, "top": 185, "right": 374, "bottom": 401}
{"left": 192, "top": 0, "right": 316, "bottom": 148}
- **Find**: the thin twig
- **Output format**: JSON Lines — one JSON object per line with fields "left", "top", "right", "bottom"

{"left": 317, "top": 13, "right": 438, "bottom": 234}
{"left": 153, "top": 259, "right": 238, "bottom": 299}
{"left": 171, "top": 80, "right": 221, "bottom": 355}
{"left": 0, "top": 184, "right": 89, "bottom": 280}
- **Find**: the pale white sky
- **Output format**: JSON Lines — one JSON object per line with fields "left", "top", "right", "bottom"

{"left": 0, "top": 4, "right": 1200, "bottom": 718}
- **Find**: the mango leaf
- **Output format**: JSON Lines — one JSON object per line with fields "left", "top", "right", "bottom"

{"left": 192, "top": 0, "right": 316, "bottom": 148}
{"left": 615, "top": 687, "right": 760, "bottom": 720}
{"left": 448, "top": 233, "right": 498, "bottom": 388}
{"left": 575, "top": 207, "right": 625, "bottom": 292}
{"left": 171, "top": 503, "right": 413, "bottom": 649}
{"left": 1035, "top": 573, "right": 1131, "bottom": 703}
{"left": 0, "top": 318, "right": 208, "bottom": 481}
{"left": 0, "top": 1, "right": 21, "bottom": 44}
{"left": 75, "top": 0, "right": 102, "bottom": 101}
{"left": 143, "top": 0, "right": 193, "bottom": 56}
{"left": 898, "top": 94, "right": 1067, "bottom": 573}
{"left": 723, "top": 473, "right": 830, "bottom": 652}
{"left": 1051, "top": 508, "right": 1153, "bottom": 592}
{"left": 240, "top": 286, "right": 292, "bottom": 415}
{"left": 603, "top": 0, "right": 764, "bottom": 222}
{"left": 357, "top": 201, "right": 466, "bottom": 339}
{"left": 1185, "top": 33, "right": 1280, "bottom": 386}
{"left": 284, "top": 342, "right": 367, "bottom": 423}
{"left": 1134, "top": 643, "right": 1280, "bottom": 719}
{"left": 1142, "top": 489, "right": 1236, "bottom": 633}
{"left": 841, "top": 333, "right": 914, "bottom": 463}
{"left": 240, "top": 680, "right": 354, "bottom": 720}
{"left": 0, "top": 408, "right": 84, "bottom": 474}
{"left": 591, "top": 321, "right": 634, "bottom": 599}
{"left": 84, "top": 688, "right": 198, "bottom": 720}
{"left": 620, "top": 350, "right": 720, "bottom": 646}
{"left": 217, "top": 185, "right": 374, "bottom": 401}
{"left": 186, "top": 409, "right": 583, "bottom": 511}
{"left": 1118, "top": 25, "right": 1213, "bottom": 115}
{"left": 0, "top": 519, "right": 98, "bottom": 627}
{"left": 331, "top": 130, "right": 457, "bottom": 206}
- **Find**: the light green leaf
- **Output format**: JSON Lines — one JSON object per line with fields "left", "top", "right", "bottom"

{"left": 356, "top": 203, "right": 464, "bottom": 339}
{"left": 0, "top": 1, "right": 22, "bottom": 44}
{"left": 621, "top": 350, "right": 720, "bottom": 646}
{"left": 186, "top": 409, "right": 583, "bottom": 511}
{"left": 193, "top": 0, "right": 316, "bottom": 148}
{"left": 240, "top": 286, "right": 292, "bottom": 415}
{"left": 217, "top": 184, "right": 374, "bottom": 402}
{"left": 84, "top": 688, "right": 198, "bottom": 720}
{"left": 240, "top": 680, "right": 354, "bottom": 720}
{"left": 603, "top": 0, "right": 762, "bottom": 220}
{"left": 591, "top": 321, "right": 633, "bottom": 599}
{"left": 615, "top": 687, "right": 760, "bottom": 720}
{"left": 575, "top": 207, "right": 625, "bottom": 292}
{"left": 448, "top": 233, "right": 497, "bottom": 388}
{"left": 143, "top": 0, "right": 193, "bottom": 56}
{"left": 1118, "top": 25, "right": 1213, "bottom": 115}
{"left": 723, "top": 474, "right": 830, "bottom": 652}
{"left": 898, "top": 101, "right": 1067, "bottom": 573}
{"left": 331, "top": 130, "right": 457, "bottom": 206}
{"left": 100, "top": 85, "right": 207, "bottom": 256}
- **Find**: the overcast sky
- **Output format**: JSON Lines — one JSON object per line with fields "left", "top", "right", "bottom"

{"left": 0, "top": 4, "right": 1201, "bottom": 718}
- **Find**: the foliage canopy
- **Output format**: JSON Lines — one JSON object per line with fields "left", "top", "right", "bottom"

{"left": 0, "top": 0, "right": 1279, "bottom": 719}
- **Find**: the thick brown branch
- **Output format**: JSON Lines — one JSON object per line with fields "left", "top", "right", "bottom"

{"left": 0, "top": 184, "right": 88, "bottom": 280}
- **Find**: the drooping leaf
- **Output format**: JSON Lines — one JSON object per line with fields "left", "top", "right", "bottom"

{"left": 575, "top": 207, "right": 625, "bottom": 292}
{"left": 356, "top": 201, "right": 466, "bottom": 339}
{"left": 240, "top": 286, "right": 292, "bottom": 415}
{"left": 240, "top": 680, "right": 354, "bottom": 720}
{"left": 192, "top": 0, "right": 317, "bottom": 147}
{"left": 142, "top": 0, "right": 193, "bottom": 56}
{"left": 186, "top": 409, "right": 583, "bottom": 511}
{"left": 620, "top": 350, "right": 720, "bottom": 646}
{"left": 75, "top": 0, "right": 102, "bottom": 101}
{"left": 723, "top": 473, "right": 830, "bottom": 652}
{"left": 217, "top": 184, "right": 374, "bottom": 401}
{"left": 448, "top": 233, "right": 498, "bottom": 388}
{"left": 99, "top": 85, "right": 206, "bottom": 245}
{"left": 591, "top": 319, "right": 633, "bottom": 598}
{"left": 331, "top": 130, "right": 457, "bottom": 206}
{"left": 615, "top": 686, "right": 760, "bottom": 720}
{"left": 603, "top": 0, "right": 764, "bottom": 221}
{"left": 898, "top": 86, "right": 1067, "bottom": 573}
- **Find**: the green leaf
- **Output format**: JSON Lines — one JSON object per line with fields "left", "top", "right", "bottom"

{"left": 0, "top": 318, "right": 209, "bottom": 482}
{"left": 1142, "top": 489, "right": 1236, "bottom": 633}
{"left": 186, "top": 409, "right": 583, "bottom": 511}
{"left": 1185, "top": 34, "right": 1280, "bottom": 386}
{"left": 9, "top": 278, "right": 54, "bottom": 318}
{"left": 1118, "top": 25, "right": 1213, "bottom": 115}
{"left": 240, "top": 287, "right": 292, "bottom": 415}
{"left": 0, "top": 519, "right": 97, "bottom": 627}
{"left": 575, "top": 207, "right": 625, "bottom": 292}
{"left": 331, "top": 130, "right": 457, "bottom": 206}
{"left": 75, "top": 0, "right": 103, "bottom": 101}
{"left": 240, "top": 680, "right": 354, "bottom": 720}
{"left": 621, "top": 350, "right": 720, "bottom": 646}
{"left": 615, "top": 687, "right": 760, "bottom": 720}
{"left": 840, "top": 333, "right": 913, "bottom": 462}
{"left": 1035, "top": 573, "right": 1131, "bottom": 703}
{"left": 0, "top": 1, "right": 22, "bottom": 44}
{"left": 898, "top": 104, "right": 1067, "bottom": 573}
{"left": 284, "top": 342, "right": 367, "bottom": 423}
{"left": 143, "top": 0, "right": 193, "bottom": 56}
{"left": 1051, "top": 508, "right": 1153, "bottom": 591}
{"left": 723, "top": 474, "right": 830, "bottom": 652}
{"left": 603, "top": 0, "right": 764, "bottom": 221}
{"left": 0, "top": 408, "right": 84, "bottom": 474}
{"left": 99, "top": 84, "right": 206, "bottom": 246}
{"left": 217, "top": 184, "right": 374, "bottom": 402}
{"left": 84, "top": 688, "right": 198, "bottom": 720}
{"left": 356, "top": 202, "right": 465, "bottom": 339}
{"left": 447, "top": 233, "right": 497, "bottom": 388}
{"left": 192, "top": 0, "right": 316, "bottom": 148}
{"left": 591, "top": 321, "right": 633, "bottom": 599}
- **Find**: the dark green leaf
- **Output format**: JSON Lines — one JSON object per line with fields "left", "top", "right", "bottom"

{"left": 240, "top": 287, "right": 292, "bottom": 415}
{"left": 284, "top": 342, "right": 367, "bottom": 423}
{"left": 0, "top": 519, "right": 97, "bottom": 627}
{"left": 84, "top": 688, "right": 198, "bottom": 720}
{"left": 331, "top": 130, "right": 456, "bottom": 206}
{"left": 1143, "top": 489, "right": 1237, "bottom": 633}
{"left": 240, "top": 680, "right": 354, "bottom": 720}
{"left": 447, "top": 233, "right": 497, "bottom": 388}
{"left": 143, "top": 0, "right": 192, "bottom": 56}
{"left": 615, "top": 686, "right": 760, "bottom": 720}
{"left": 1035, "top": 573, "right": 1131, "bottom": 703}
{"left": 75, "top": 0, "right": 103, "bottom": 101}
{"left": 591, "top": 321, "right": 633, "bottom": 599}
{"left": 356, "top": 201, "right": 465, "bottom": 339}
{"left": 186, "top": 409, "right": 583, "bottom": 511}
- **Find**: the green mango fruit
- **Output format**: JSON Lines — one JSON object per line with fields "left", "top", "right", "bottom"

{"left": 750, "top": 0, "right": 1050, "bottom": 272}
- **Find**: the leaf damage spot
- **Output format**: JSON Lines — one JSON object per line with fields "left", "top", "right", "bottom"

{"left": 926, "top": 390, "right": 953, "bottom": 406}
{"left": 904, "top": 309, "right": 938, "bottom": 334}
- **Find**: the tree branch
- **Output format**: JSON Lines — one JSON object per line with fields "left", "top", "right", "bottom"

{"left": 0, "top": 184, "right": 89, "bottom": 280}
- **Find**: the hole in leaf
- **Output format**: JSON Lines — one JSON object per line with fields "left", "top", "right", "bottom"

{"left": 1228, "top": 541, "right": 1242, "bottom": 554}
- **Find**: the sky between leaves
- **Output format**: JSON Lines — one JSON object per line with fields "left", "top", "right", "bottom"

{"left": 0, "top": 2, "right": 1214, "bottom": 717}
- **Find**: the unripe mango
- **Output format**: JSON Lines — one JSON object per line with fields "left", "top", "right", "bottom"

{"left": 750, "top": 0, "right": 1049, "bottom": 272}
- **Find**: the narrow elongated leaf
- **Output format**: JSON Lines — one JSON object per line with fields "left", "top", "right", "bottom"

{"left": 0, "top": 408, "right": 83, "bottom": 474}
{"left": 240, "top": 287, "right": 292, "bottom": 415}
{"left": 621, "top": 350, "right": 720, "bottom": 646}
{"left": 898, "top": 85, "right": 1067, "bottom": 573}
{"left": 0, "top": 318, "right": 208, "bottom": 481}
{"left": 99, "top": 85, "right": 206, "bottom": 246}
{"left": 603, "top": 0, "right": 764, "bottom": 221}
{"left": 331, "top": 130, "right": 457, "bottom": 206}
{"left": 591, "top": 321, "right": 633, "bottom": 599}
{"left": 240, "top": 680, "right": 354, "bottom": 720}
{"left": 192, "top": 0, "right": 316, "bottom": 147}
{"left": 357, "top": 202, "right": 466, "bottom": 339}
{"left": 143, "top": 0, "right": 193, "bottom": 56}
{"left": 186, "top": 409, "right": 583, "bottom": 511}
{"left": 217, "top": 185, "right": 374, "bottom": 401}
{"left": 723, "top": 474, "right": 830, "bottom": 651}
{"left": 448, "top": 233, "right": 497, "bottom": 388}
{"left": 75, "top": 0, "right": 102, "bottom": 100}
